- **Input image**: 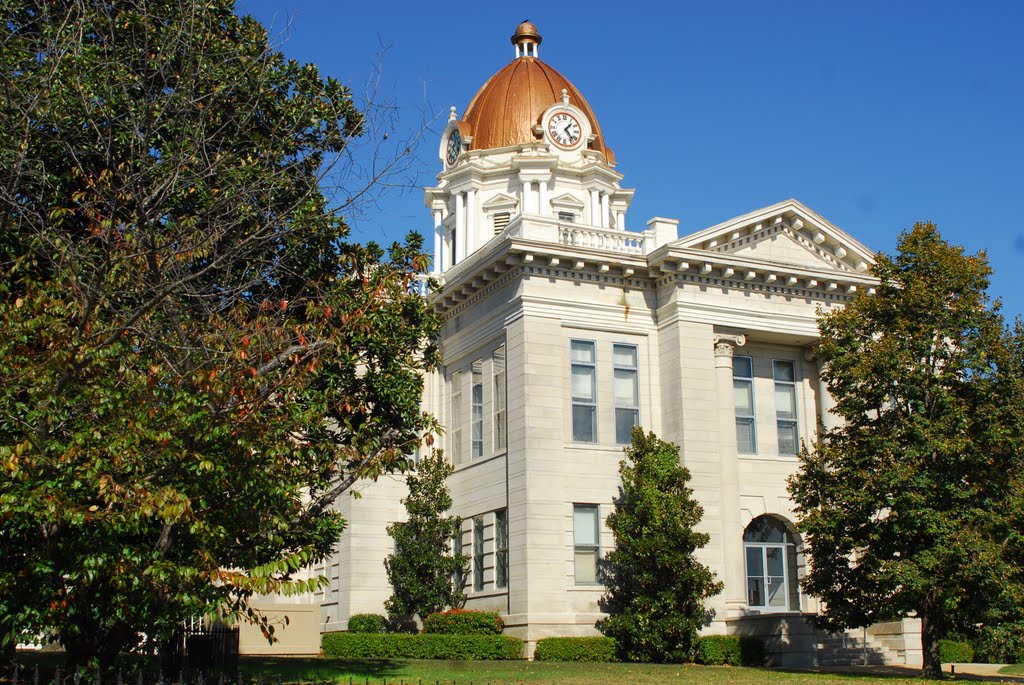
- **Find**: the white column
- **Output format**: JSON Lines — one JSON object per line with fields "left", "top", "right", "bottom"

{"left": 432, "top": 209, "right": 442, "bottom": 274}
{"left": 601, "top": 193, "right": 610, "bottom": 229}
{"left": 538, "top": 179, "right": 549, "bottom": 217}
{"left": 466, "top": 189, "right": 476, "bottom": 256}
{"left": 589, "top": 189, "right": 599, "bottom": 226}
{"left": 806, "top": 347, "right": 840, "bottom": 433}
{"left": 522, "top": 180, "right": 534, "bottom": 216}
{"left": 616, "top": 210, "right": 625, "bottom": 230}
{"left": 714, "top": 333, "right": 747, "bottom": 614}
{"left": 455, "top": 193, "right": 465, "bottom": 263}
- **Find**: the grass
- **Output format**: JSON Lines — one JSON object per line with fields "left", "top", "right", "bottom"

{"left": 240, "top": 657, "right": 930, "bottom": 685}
{"left": 1001, "top": 664, "right": 1024, "bottom": 675}
{"left": 8, "top": 653, "right": 941, "bottom": 685}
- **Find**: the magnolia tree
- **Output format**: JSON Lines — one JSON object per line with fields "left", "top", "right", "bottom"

{"left": 0, "top": 0, "right": 439, "bottom": 670}
{"left": 385, "top": 450, "right": 468, "bottom": 626}
{"left": 789, "top": 223, "right": 1024, "bottom": 679}
{"left": 598, "top": 429, "right": 722, "bottom": 663}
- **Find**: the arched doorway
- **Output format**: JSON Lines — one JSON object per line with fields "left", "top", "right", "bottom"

{"left": 743, "top": 514, "right": 801, "bottom": 611}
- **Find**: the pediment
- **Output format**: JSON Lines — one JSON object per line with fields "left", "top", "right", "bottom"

{"left": 549, "top": 193, "right": 585, "bottom": 210}
{"left": 672, "top": 199, "right": 875, "bottom": 274}
{"left": 482, "top": 192, "right": 519, "bottom": 212}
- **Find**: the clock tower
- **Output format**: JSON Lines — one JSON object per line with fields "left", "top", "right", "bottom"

{"left": 426, "top": 21, "right": 636, "bottom": 272}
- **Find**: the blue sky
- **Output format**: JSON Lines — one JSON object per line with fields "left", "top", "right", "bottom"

{"left": 238, "top": 0, "right": 1024, "bottom": 320}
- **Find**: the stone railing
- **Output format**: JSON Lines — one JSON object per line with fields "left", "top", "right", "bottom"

{"left": 557, "top": 224, "right": 646, "bottom": 254}
{"left": 505, "top": 215, "right": 672, "bottom": 256}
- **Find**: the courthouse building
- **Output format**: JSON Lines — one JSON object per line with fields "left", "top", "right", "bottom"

{"left": 307, "top": 21, "right": 922, "bottom": 666}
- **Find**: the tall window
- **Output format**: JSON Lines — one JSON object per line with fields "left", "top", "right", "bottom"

{"left": 744, "top": 515, "right": 800, "bottom": 611}
{"left": 473, "top": 516, "right": 485, "bottom": 591}
{"left": 570, "top": 340, "right": 597, "bottom": 442}
{"left": 471, "top": 360, "right": 484, "bottom": 459}
{"left": 495, "top": 509, "right": 509, "bottom": 589}
{"left": 573, "top": 504, "right": 600, "bottom": 585}
{"left": 773, "top": 360, "right": 798, "bottom": 455}
{"left": 453, "top": 529, "right": 465, "bottom": 592}
{"left": 493, "top": 347, "right": 506, "bottom": 452}
{"left": 734, "top": 356, "right": 756, "bottom": 454}
{"left": 613, "top": 344, "right": 639, "bottom": 444}
{"left": 450, "top": 371, "right": 463, "bottom": 464}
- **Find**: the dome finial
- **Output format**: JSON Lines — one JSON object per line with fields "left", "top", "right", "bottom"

{"left": 511, "top": 20, "right": 542, "bottom": 59}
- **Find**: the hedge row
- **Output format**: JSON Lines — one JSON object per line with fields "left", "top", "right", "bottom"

{"left": 534, "top": 637, "right": 616, "bottom": 662}
{"left": 322, "top": 632, "right": 523, "bottom": 660}
{"left": 423, "top": 610, "right": 504, "bottom": 635}
{"left": 534, "top": 635, "right": 765, "bottom": 665}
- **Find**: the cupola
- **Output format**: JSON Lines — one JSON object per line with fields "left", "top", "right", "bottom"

{"left": 457, "top": 21, "right": 614, "bottom": 162}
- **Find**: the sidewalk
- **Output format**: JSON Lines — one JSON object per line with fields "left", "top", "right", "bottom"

{"left": 817, "top": 663, "right": 1024, "bottom": 682}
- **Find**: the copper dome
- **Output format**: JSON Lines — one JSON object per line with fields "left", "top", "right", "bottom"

{"left": 460, "top": 26, "right": 614, "bottom": 163}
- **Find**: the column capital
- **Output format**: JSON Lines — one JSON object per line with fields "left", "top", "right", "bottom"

{"left": 713, "top": 334, "right": 746, "bottom": 358}
{"left": 802, "top": 345, "right": 820, "bottom": 363}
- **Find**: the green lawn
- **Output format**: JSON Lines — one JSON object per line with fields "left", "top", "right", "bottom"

{"left": 240, "top": 657, "right": 928, "bottom": 685}
{"left": 1002, "top": 664, "right": 1024, "bottom": 676}
{"left": 8, "top": 653, "right": 945, "bottom": 685}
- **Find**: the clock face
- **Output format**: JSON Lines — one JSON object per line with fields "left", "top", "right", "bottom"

{"left": 446, "top": 129, "right": 462, "bottom": 165}
{"left": 547, "top": 112, "right": 582, "bottom": 148}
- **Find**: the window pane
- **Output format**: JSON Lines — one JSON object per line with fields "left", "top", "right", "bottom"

{"left": 571, "top": 366, "right": 595, "bottom": 401}
{"left": 774, "top": 384, "right": 796, "bottom": 418}
{"left": 570, "top": 340, "right": 595, "bottom": 363}
{"left": 734, "top": 355, "right": 752, "bottom": 378}
{"left": 573, "top": 506, "right": 598, "bottom": 545}
{"left": 778, "top": 421, "right": 798, "bottom": 455}
{"left": 615, "top": 408, "right": 638, "bottom": 445}
{"left": 572, "top": 405, "right": 596, "bottom": 442}
{"left": 747, "top": 577, "right": 764, "bottom": 606}
{"left": 736, "top": 417, "right": 756, "bottom": 454}
{"left": 613, "top": 368, "right": 638, "bottom": 405}
{"left": 612, "top": 344, "right": 637, "bottom": 367}
{"left": 574, "top": 549, "right": 598, "bottom": 584}
{"left": 744, "top": 516, "right": 788, "bottom": 543}
{"left": 773, "top": 360, "right": 795, "bottom": 382}
{"left": 734, "top": 379, "right": 753, "bottom": 414}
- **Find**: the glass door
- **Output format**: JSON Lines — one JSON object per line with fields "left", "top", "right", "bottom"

{"left": 746, "top": 544, "right": 788, "bottom": 609}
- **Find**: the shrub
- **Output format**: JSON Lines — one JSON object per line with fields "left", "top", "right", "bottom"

{"left": 694, "top": 636, "right": 766, "bottom": 666}
{"left": 423, "top": 609, "right": 504, "bottom": 635}
{"left": 321, "top": 632, "right": 523, "bottom": 660}
{"left": 347, "top": 613, "right": 387, "bottom": 634}
{"left": 534, "top": 637, "right": 617, "bottom": 662}
{"left": 938, "top": 639, "right": 974, "bottom": 664}
{"left": 694, "top": 636, "right": 740, "bottom": 665}
{"left": 973, "top": 624, "right": 1024, "bottom": 664}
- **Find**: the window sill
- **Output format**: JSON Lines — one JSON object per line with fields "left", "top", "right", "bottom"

{"left": 565, "top": 443, "right": 627, "bottom": 452}
{"left": 738, "top": 453, "right": 799, "bottom": 463}
{"left": 466, "top": 588, "right": 508, "bottom": 599}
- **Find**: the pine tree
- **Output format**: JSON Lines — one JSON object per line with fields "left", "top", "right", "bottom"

{"left": 598, "top": 429, "right": 722, "bottom": 663}
{"left": 385, "top": 450, "right": 469, "bottom": 624}
{"left": 789, "top": 222, "right": 1024, "bottom": 679}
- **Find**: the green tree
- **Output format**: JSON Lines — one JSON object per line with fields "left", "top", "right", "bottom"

{"left": 0, "top": 0, "right": 438, "bottom": 671}
{"left": 598, "top": 429, "right": 722, "bottom": 663}
{"left": 788, "top": 222, "right": 1024, "bottom": 679}
{"left": 385, "top": 449, "right": 468, "bottom": 625}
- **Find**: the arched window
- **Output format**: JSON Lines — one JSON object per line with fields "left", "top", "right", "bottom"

{"left": 743, "top": 515, "right": 801, "bottom": 612}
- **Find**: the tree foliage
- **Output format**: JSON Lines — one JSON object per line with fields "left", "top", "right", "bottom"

{"left": 598, "top": 429, "right": 722, "bottom": 663}
{"left": 788, "top": 222, "right": 1024, "bottom": 678}
{"left": 385, "top": 450, "right": 468, "bottom": 625}
{"left": 0, "top": 0, "right": 439, "bottom": 669}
